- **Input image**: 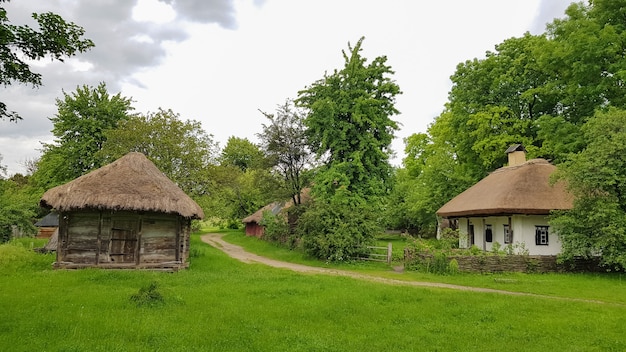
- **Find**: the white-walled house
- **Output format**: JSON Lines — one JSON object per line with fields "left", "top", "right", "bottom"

{"left": 436, "top": 145, "right": 573, "bottom": 255}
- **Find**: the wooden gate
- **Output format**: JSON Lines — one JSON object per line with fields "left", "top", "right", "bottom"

{"left": 358, "top": 243, "right": 392, "bottom": 264}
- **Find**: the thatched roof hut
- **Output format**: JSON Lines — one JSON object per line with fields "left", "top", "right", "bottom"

{"left": 34, "top": 212, "right": 59, "bottom": 239}
{"left": 41, "top": 152, "right": 204, "bottom": 219}
{"left": 242, "top": 188, "right": 310, "bottom": 237}
{"left": 437, "top": 158, "right": 573, "bottom": 218}
{"left": 40, "top": 152, "right": 203, "bottom": 271}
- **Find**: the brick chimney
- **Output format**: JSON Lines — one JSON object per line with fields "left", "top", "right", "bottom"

{"left": 505, "top": 144, "right": 526, "bottom": 167}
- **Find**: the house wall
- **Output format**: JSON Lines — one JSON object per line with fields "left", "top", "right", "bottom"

{"left": 458, "top": 215, "right": 561, "bottom": 255}
{"left": 245, "top": 222, "right": 264, "bottom": 237}
{"left": 56, "top": 210, "right": 189, "bottom": 270}
{"left": 36, "top": 227, "right": 57, "bottom": 239}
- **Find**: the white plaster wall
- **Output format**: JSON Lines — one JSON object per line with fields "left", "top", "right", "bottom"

{"left": 457, "top": 215, "right": 561, "bottom": 255}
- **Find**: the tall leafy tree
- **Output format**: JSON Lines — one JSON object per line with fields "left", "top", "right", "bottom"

{"left": 97, "top": 108, "right": 218, "bottom": 198}
{"left": 219, "top": 136, "right": 265, "bottom": 172}
{"left": 551, "top": 108, "right": 626, "bottom": 269}
{"left": 294, "top": 37, "right": 401, "bottom": 260}
{"left": 34, "top": 82, "right": 133, "bottom": 189}
{"left": 297, "top": 37, "right": 401, "bottom": 201}
{"left": 216, "top": 136, "right": 280, "bottom": 226}
{"left": 258, "top": 99, "right": 315, "bottom": 205}
{"left": 394, "top": 1, "right": 626, "bottom": 237}
{"left": 0, "top": 0, "right": 94, "bottom": 121}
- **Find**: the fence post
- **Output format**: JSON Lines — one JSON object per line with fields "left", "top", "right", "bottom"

{"left": 387, "top": 242, "right": 392, "bottom": 265}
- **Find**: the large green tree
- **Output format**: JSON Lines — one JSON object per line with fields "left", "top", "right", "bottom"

{"left": 294, "top": 37, "right": 401, "bottom": 260}
{"left": 297, "top": 36, "right": 401, "bottom": 200}
{"left": 98, "top": 108, "right": 218, "bottom": 199}
{"left": 393, "top": 1, "right": 626, "bottom": 236}
{"left": 0, "top": 0, "right": 94, "bottom": 121}
{"left": 551, "top": 108, "right": 626, "bottom": 269}
{"left": 219, "top": 136, "right": 265, "bottom": 172}
{"left": 33, "top": 83, "right": 134, "bottom": 189}
{"left": 215, "top": 136, "right": 280, "bottom": 227}
{"left": 258, "top": 99, "right": 315, "bottom": 205}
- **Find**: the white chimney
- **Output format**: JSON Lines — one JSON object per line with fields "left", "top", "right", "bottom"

{"left": 506, "top": 144, "right": 526, "bottom": 167}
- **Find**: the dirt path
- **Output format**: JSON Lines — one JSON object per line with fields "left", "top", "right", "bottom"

{"left": 201, "top": 233, "right": 598, "bottom": 301}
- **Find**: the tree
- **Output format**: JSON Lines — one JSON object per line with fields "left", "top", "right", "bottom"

{"left": 219, "top": 136, "right": 265, "bottom": 172}
{"left": 258, "top": 99, "right": 315, "bottom": 205}
{"left": 0, "top": 176, "right": 38, "bottom": 242}
{"left": 394, "top": 1, "right": 626, "bottom": 237}
{"left": 97, "top": 108, "right": 218, "bottom": 198}
{"left": 551, "top": 108, "right": 626, "bottom": 269}
{"left": 33, "top": 82, "right": 134, "bottom": 189}
{"left": 297, "top": 37, "right": 401, "bottom": 201}
{"left": 216, "top": 136, "right": 281, "bottom": 226}
{"left": 0, "top": 152, "right": 6, "bottom": 179}
{"left": 0, "top": 0, "right": 94, "bottom": 121}
{"left": 294, "top": 37, "right": 401, "bottom": 261}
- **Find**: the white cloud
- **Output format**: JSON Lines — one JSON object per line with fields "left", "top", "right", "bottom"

{"left": 0, "top": 0, "right": 575, "bottom": 175}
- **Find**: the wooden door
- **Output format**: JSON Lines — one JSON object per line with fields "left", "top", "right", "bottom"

{"left": 109, "top": 217, "right": 138, "bottom": 263}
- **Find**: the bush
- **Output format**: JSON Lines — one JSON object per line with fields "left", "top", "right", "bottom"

{"left": 259, "top": 210, "right": 292, "bottom": 246}
{"left": 130, "top": 282, "right": 164, "bottom": 307}
{"left": 295, "top": 200, "right": 380, "bottom": 262}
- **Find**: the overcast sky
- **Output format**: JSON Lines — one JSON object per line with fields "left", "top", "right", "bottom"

{"left": 0, "top": 0, "right": 574, "bottom": 176}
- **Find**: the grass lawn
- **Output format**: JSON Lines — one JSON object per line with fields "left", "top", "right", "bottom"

{"left": 0, "top": 234, "right": 625, "bottom": 351}
{"left": 222, "top": 229, "right": 626, "bottom": 305}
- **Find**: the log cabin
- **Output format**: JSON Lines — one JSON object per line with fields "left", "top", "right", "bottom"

{"left": 40, "top": 152, "right": 204, "bottom": 271}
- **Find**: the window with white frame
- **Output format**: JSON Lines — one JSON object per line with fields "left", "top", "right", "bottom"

{"left": 504, "top": 224, "right": 512, "bottom": 244}
{"left": 535, "top": 226, "right": 549, "bottom": 245}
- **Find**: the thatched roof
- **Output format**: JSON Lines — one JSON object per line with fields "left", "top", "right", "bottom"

{"left": 437, "top": 159, "right": 573, "bottom": 218}
{"left": 40, "top": 152, "right": 204, "bottom": 219}
{"left": 242, "top": 202, "right": 286, "bottom": 224}
{"left": 242, "top": 188, "right": 311, "bottom": 224}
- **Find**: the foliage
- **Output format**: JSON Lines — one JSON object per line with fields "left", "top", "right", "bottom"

{"left": 0, "top": 177, "right": 37, "bottom": 242}
{"left": 295, "top": 196, "right": 380, "bottom": 262}
{"left": 98, "top": 108, "right": 218, "bottom": 198}
{"left": 259, "top": 209, "right": 292, "bottom": 246}
{"left": 551, "top": 108, "right": 626, "bottom": 270}
{"left": 130, "top": 281, "right": 165, "bottom": 308}
{"left": 392, "top": 1, "right": 626, "bottom": 233}
{"left": 0, "top": 0, "right": 94, "bottom": 121}
{"left": 257, "top": 99, "right": 315, "bottom": 204}
{"left": 207, "top": 164, "right": 281, "bottom": 227}
{"left": 33, "top": 82, "right": 134, "bottom": 189}
{"left": 297, "top": 36, "right": 401, "bottom": 201}
{"left": 219, "top": 136, "right": 265, "bottom": 172}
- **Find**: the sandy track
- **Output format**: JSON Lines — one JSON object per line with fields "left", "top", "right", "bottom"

{"left": 200, "top": 233, "right": 575, "bottom": 299}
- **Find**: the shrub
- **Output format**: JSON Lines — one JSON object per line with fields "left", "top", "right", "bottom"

{"left": 438, "top": 228, "right": 460, "bottom": 249}
{"left": 260, "top": 210, "right": 291, "bottom": 246}
{"left": 130, "top": 282, "right": 164, "bottom": 307}
{"left": 295, "top": 200, "right": 379, "bottom": 262}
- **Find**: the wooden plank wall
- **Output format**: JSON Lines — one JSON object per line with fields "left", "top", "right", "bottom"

{"left": 57, "top": 210, "right": 189, "bottom": 268}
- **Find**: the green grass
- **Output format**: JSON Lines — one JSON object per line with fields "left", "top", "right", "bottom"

{"left": 219, "top": 229, "right": 626, "bottom": 304}
{"left": 1, "top": 233, "right": 625, "bottom": 351}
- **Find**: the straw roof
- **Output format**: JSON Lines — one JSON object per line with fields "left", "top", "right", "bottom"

{"left": 242, "top": 188, "right": 311, "bottom": 224}
{"left": 242, "top": 201, "right": 286, "bottom": 224}
{"left": 40, "top": 152, "right": 204, "bottom": 219}
{"left": 437, "top": 159, "right": 573, "bottom": 218}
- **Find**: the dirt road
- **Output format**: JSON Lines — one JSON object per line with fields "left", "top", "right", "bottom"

{"left": 200, "top": 233, "right": 554, "bottom": 297}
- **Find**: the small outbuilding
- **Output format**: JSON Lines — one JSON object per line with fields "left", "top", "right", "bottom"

{"left": 34, "top": 212, "right": 59, "bottom": 239}
{"left": 40, "top": 152, "right": 204, "bottom": 271}
{"left": 243, "top": 201, "right": 288, "bottom": 237}
{"left": 437, "top": 145, "right": 573, "bottom": 255}
{"left": 242, "top": 188, "right": 310, "bottom": 237}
